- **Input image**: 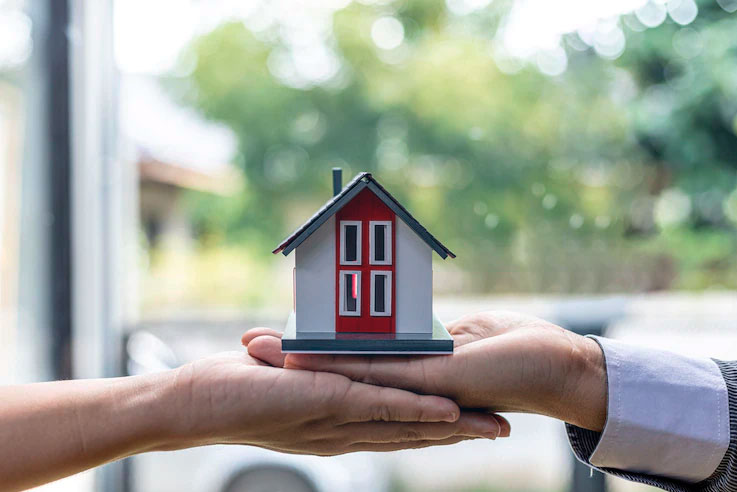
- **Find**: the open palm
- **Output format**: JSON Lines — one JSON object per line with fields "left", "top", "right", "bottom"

{"left": 244, "top": 311, "right": 605, "bottom": 432}
{"left": 165, "top": 345, "right": 505, "bottom": 456}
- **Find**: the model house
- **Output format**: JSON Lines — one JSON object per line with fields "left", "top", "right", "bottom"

{"left": 273, "top": 169, "right": 455, "bottom": 353}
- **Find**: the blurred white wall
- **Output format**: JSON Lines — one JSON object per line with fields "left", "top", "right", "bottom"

{"left": 0, "top": 82, "right": 22, "bottom": 385}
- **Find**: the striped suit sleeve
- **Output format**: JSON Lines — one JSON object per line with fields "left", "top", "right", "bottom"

{"left": 566, "top": 359, "right": 737, "bottom": 492}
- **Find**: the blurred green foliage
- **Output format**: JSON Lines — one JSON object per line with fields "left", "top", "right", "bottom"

{"left": 170, "top": 0, "right": 737, "bottom": 294}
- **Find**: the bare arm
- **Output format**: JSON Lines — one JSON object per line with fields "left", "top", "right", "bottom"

{"left": 0, "top": 348, "right": 503, "bottom": 492}
{"left": 0, "top": 373, "right": 174, "bottom": 491}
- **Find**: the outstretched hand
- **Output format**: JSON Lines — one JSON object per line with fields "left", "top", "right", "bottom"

{"left": 0, "top": 320, "right": 509, "bottom": 492}
{"left": 244, "top": 311, "right": 606, "bottom": 432}
{"left": 167, "top": 340, "right": 506, "bottom": 456}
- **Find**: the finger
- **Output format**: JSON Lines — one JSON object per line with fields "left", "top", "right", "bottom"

{"left": 246, "top": 335, "right": 286, "bottom": 368}
{"left": 337, "top": 411, "right": 501, "bottom": 443}
{"left": 286, "top": 353, "right": 446, "bottom": 395}
{"left": 446, "top": 313, "right": 502, "bottom": 347}
{"left": 446, "top": 314, "right": 486, "bottom": 347}
{"left": 343, "top": 435, "right": 471, "bottom": 453}
{"left": 337, "top": 380, "right": 459, "bottom": 423}
{"left": 445, "top": 318, "right": 477, "bottom": 348}
{"left": 494, "top": 414, "right": 511, "bottom": 437}
{"left": 447, "top": 310, "right": 536, "bottom": 347}
{"left": 449, "top": 330, "right": 478, "bottom": 348}
{"left": 241, "top": 327, "right": 282, "bottom": 346}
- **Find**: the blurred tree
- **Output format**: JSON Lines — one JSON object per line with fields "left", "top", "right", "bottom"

{"left": 170, "top": 0, "right": 737, "bottom": 294}
{"left": 616, "top": 1, "right": 737, "bottom": 202}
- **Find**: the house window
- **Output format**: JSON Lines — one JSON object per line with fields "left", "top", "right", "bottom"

{"left": 370, "top": 271, "right": 392, "bottom": 316}
{"left": 340, "top": 221, "right": 361, "bottom": 265}
{"left": 369, "top": 221, "right": 392, "bottom": 265}
{"left": 339, "top": 270, "right": 361, "bottom": 316}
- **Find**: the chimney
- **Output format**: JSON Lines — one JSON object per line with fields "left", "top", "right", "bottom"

{"left": 332, "top": 168, "right": 342, "bottom": 196}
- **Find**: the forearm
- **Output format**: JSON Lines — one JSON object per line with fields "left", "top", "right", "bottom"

{"left": 0, "top": 372, "right": 177, "bottom": 491}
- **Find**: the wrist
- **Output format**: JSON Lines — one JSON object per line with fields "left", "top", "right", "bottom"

{"left": 562, "top": 334, "right": 607, "bottom": 431}
{"left": 151, "top": 363, "right": 225, "bottom": 451}
{"left": 122, "top": 370, "right": 185, "bottom": 453}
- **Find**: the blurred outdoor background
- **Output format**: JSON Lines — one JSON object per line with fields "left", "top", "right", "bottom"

{"left": 2, "top": 0, "right": 737, "bottom": 491}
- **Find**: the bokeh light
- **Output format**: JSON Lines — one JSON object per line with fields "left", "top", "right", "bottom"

{"left": 0, "top": 8, "right": 32, "bottom": 70}
{"left": 371, "top": 16, "right": 405, "bottom": 50}
{"left": 668, "top": 0, "right": 698, "bottom": 25}
{"left": 635, "top": 1, "right": 667, "bottom": 28}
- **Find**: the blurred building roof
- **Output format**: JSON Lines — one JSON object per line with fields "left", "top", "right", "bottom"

{"left": 138, "top": 156, "right": 238, "bottom": 194}
{"left": 121, "top": 73, "right": 240, "bottom": 193}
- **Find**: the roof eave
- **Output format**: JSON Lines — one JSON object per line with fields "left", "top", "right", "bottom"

{"left": 363, "top": 180, "right": 455, "bottom": 259}
{"left": 273, "top": 175, "right": 369, "bottom": 256}
{"left": 273, "top": 172, "right": 455, "bottom": 259}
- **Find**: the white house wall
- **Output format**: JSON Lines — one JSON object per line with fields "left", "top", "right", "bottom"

{"left": 396, "top": 219, "right": 433, "bottom": 334}
{"left": 295, "top": 216, "right": 335, "bottom": 333}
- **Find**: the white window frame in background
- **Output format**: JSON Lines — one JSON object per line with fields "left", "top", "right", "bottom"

{"left": 369, "top": 221, "right": 392, "bottom": 265}
{"left": 339, "top": 270, "right": 361, "bottom": 316}
{"left": 370, "top": 270, "right": 392, "bottom": 317}
{"left": 340, "top": 220, "right": 362, "bottom": 265}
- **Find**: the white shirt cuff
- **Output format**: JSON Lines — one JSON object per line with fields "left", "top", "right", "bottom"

{"left": 588, "top": 336, "right": 730, "bottom": 483}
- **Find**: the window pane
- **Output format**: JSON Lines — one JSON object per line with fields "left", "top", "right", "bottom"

{"left": 344, "top": 273, "right": 357, "bottom": 311}
{"left": 345, "top": 225, "right": 357, "bottom": 262}
{"left": 374, "top": 224, "right": 385, "bottom": 261}
{"left": 374, "top": 274, "right": 385, "bottom": 313}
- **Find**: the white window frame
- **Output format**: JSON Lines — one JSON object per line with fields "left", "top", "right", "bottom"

{"left": 340, "top": 220, "right": 362, "bottom": 265}
{"left": 369, "top": 221, "right": 392, "bottom": 265}
{"left": 370, "top": 270, "right": 392, "bottom": 317}
{"left": 339, "top": 270, "right": 361, "bottom": 316}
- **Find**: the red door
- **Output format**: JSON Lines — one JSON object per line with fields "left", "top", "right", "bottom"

{"left": 335, "top": 188, "right": 395, "bottom": 333}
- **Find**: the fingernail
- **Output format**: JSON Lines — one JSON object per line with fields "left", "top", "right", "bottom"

{"left": 444, "top": 411, "right": 459, "bottom": 422}
{"left": 492, "top": 415, "right": 511, "bottom": 437}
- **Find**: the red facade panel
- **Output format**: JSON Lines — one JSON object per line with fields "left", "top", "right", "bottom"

{"left": 335, "top": 188, "right": 396, "bottom": 333}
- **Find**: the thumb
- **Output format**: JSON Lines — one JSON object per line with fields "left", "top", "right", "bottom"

{"left": 242, "top": 327, "right": 282, "bottom": 346}
{"left": 247, "top": 335, "right": 286, "bottom": 368}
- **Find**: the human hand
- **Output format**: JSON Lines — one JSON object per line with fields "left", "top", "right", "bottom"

{"left": 244, "top": 312, "right": 606, "bottom": 432}
{"left": 0, "top": 336, "right": 505, "bottom": 492}
{"left": 160, "top": 342, "right": 506, "bottom": 456}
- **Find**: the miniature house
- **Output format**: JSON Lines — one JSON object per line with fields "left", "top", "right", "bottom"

{"left": 273, "top": 169, "right": 455, "bottom": 354}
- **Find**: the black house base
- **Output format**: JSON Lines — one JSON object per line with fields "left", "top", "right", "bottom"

{"left": 280, "top": 312, "right": 454, "bottom": 354}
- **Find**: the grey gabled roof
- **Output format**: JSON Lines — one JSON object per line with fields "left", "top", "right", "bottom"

{"left": 272, "top": 172, "right": 456, "bottom": 259}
